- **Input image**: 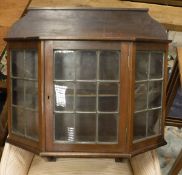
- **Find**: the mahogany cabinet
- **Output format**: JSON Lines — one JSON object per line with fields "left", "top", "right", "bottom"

{"left": 5, "top": 8, "right": 169, "bottom": 158}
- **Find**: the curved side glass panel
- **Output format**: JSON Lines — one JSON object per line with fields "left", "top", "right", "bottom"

{"left": 11, "top": 49, "right": 39, "bottom": 140}
{"left": 53, "top": 50, "right": 120, "bottom": 144}
{"left": 133, "top": 51, "right": 164, "bottom": 141}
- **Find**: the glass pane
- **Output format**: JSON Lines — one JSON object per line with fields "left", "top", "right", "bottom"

{"left": 133, "top": 112, "right": 147, "bottom": 140}
{"left": 98, "top": 114, "right": 117, "bottom": 142}
{"left": 55, "top": 113, "right": 75, "bottom": 141}
{"left": 76, "top": 51, "right": 97, "bottom": 80}
{"left": 76, "top": 97, "right": 96, "bottom": 111}
{"left": 54, "top": 82, "right": 74, "bottom": 111}
{"left": 99, "top": 83, "right": 118, "bottom": 95}
{"left": 135, "top": 82, "right": 147, "bottom": 111}
{"left": 75, "top": 114, "right": 96, "bottom": 142}
{"left": 24, "top": 50, "right": 38, "bottom": 79}
{"left": 25, "top": 110, "right": 39, "bottom": 139}
{"left": 147, "top": 109, "right": 161, "bottom": 136}
{"left": 76, "top": 80, "right": 97, "bottom": 112}
{"left": 76, "top": 82, "right": 96, "bottom": 96}
{"left": 24, "top": 81, "right": 38, "bottom": 109}
{"left": 135, "top": 52, "right": 149, "bottom": 81}
{"left": 99, "top": 51, "right": 119, "bottom": 80}
{"left": 148, "top": 81, "right": 162, "bottom": 108}
{"left": 11, "top": 50, "right": 24, "bottom": 77}
{"left": 54, "top": 50, "right": 75, "bottom": 80}
{"left": 99, "top": 96, "right": 118, "bottom": 112}
{"left": 12, "top": 107, "right": 25, "bottom": 135}
{"left": 150, "top": 52, "right": 163, "bottom": 79}
{"left": 12, "top": 79, "right": 24, "bottom": 106}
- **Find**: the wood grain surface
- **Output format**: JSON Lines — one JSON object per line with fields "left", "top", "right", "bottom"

{"left": 29, "top": 0, "right": 182, "bottom": 31}
{"left": 130, "top": 150, "right": 161, "bottom": 175}
{"left": 28, "top": 156, "right": 133, "bottom": 175}
{"left": 0, "top": 143, "right": 34, "bottom": 175}
{"left": 0, "top": 143, "right": 163, "bottom": 175}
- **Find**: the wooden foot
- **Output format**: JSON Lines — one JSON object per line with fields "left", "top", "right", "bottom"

{"left": 115, "top": 158, "right": 128, "bottom": 163}
{"left": 46, "top": 156, "right": 57, "bottom": 162}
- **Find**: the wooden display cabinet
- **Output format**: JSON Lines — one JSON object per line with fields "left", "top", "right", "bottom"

{"left": 5, "top": 8, "right": 169, "bottom": 158}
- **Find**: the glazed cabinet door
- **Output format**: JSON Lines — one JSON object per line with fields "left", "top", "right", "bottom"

{"left": 45, "top": 41, "right": 129, "bottom": 155}
{"left": 132, "top": 43, "right": 168, "bottom": 154}
{"left": 7, "top": 42, "right": 42, "bottom": 152}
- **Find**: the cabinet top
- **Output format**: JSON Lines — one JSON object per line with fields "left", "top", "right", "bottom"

{"left": 6, "top": 8, "right": 168, "bottom": 42}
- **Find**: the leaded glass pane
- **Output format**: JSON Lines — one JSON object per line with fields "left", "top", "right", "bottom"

{"left": 54, "top": 50, "right": 76, "bottom": 80}
{"left": 54, "top": 50, "right": 120, "bottom": 144}
{"left": 99, "top": 51, "right": 119, "bottom": 80}
{"left": 11, "top": 49, "right": 39, "bottom": 141}
{"left": 134, "top": 51, "right": 164, "bottom": 142}
{"left": 76, "top": 51, "right": 97, "bottom": 80}
{"left": 12, "top": 79, "right": 24, "bottom": 106}
{"left": 147, "top": 109, "right": 161, "bottom": 136}
{"left": 98, "top": 114, "right": 117, "bottom": 142}
{"left": 150, "top": 52, "right": 163, "bottom": 79}
{"left": 133, "top": 112, "right": 147, "bottom": 140}
{"left": 148, "top": 81, "right": 162, "bottom": 108}
{"left": 135, "top": 52, "right": 149, "bottom": 81}
{"left": 55, "top": 113, "right": 75, "bottom": 141}
{"left": 24, "top": 50, "right": 38, "bottom": 79}
{"left": 75, "top": 114, "right": 96, "bottom": 142}
{"left": 11, "top": 50, "right": 24, "bottom": 77}
{"left": 135, "top": 82, "right": 147, "bottom": 111}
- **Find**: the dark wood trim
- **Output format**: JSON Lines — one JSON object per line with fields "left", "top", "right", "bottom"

{"left": 44, "top": 41, "right": 54, "bottom": 152}
{"left": 38, "top": 41, "right": 45, "bottom": 152}
{"left": 120, "top": 42, "right": 131, "bottom": 153}
{"left": 135, "top": 38, "right": 170, "bottom": 43}
{"left": 40, "top": 152, "right": 131, "bottom": 158}
{"left": 132, "top": 135, "right": 166, "bottom": 152}
{"left": 8, "top": 41, "right": 38, "bottom": 49}
{"left": 126, "top": 42, "right": 136, "bottom": 153}
{"left": 5, "top": 37, "right": 170, "bottom": 43}
{"left": 4, "top": 38, "right": 40, "bottom": 42}
{"left": 53, "top": 41, "right": 121, "bottom": 50}
{"left": 136, "top": 42, "right": 167, "bottom": 51}
{"left": 131, "top": 138, "right": 166, "bottom": 156}
{"left": 8, "top": 132, "right": 39, "bottom": 146}
{"left": 161, "top": 45, "right": 169, "bottom": 135}
{"left": 7, "top": 138, "right": 40, "bottom": 155}
{"left": 28, "top": 7, "right": 148, "bottom": 11}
